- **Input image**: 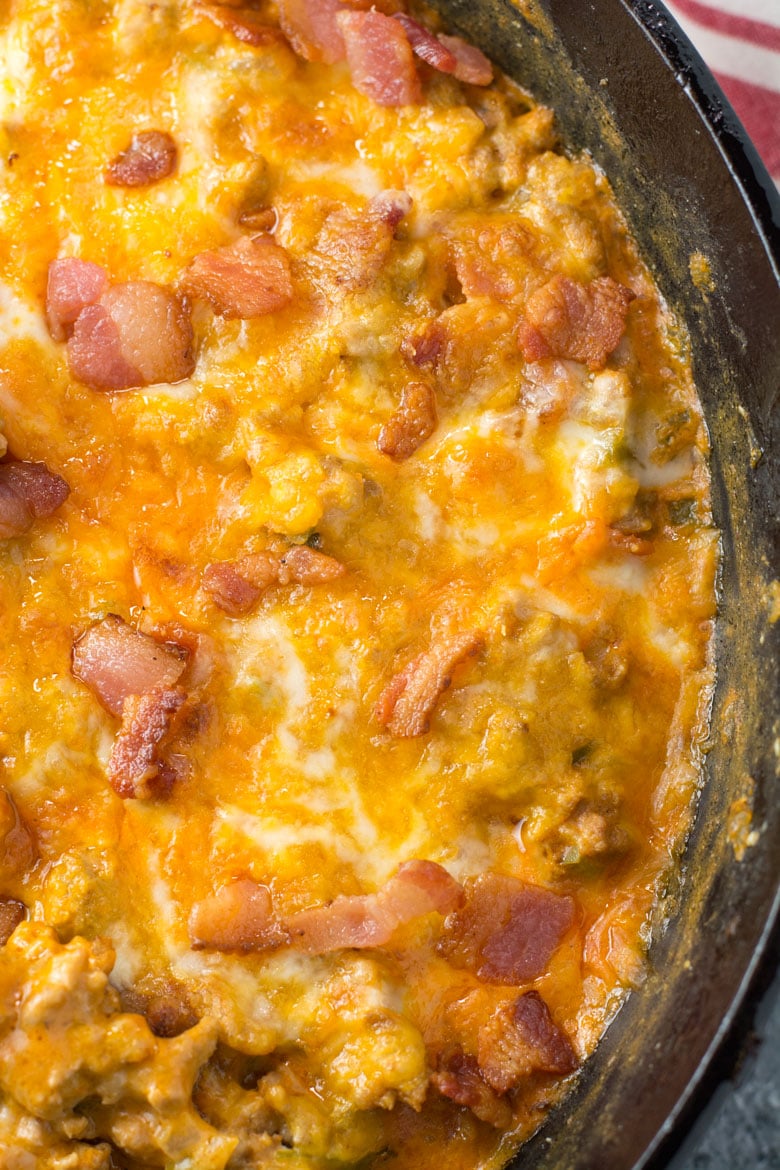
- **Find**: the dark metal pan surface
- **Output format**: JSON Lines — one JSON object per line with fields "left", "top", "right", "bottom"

{"left": 429, "top": 1, "right": 780, "bottom": 1165}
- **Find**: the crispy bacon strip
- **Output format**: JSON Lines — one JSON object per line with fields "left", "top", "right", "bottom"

{"left": 432, "top": 1050, "right": 512, "bottom": 1128}
{"left": 392, "top": 14, "right": 457, "bottom": 72}
{"left": 67, "top": 281, "right": 195, "bottom": 391}
{"left": 184, "top": 235, "right": 293, "bottom": 319}
{"left": 314, "top": 191, "right": 411, "bottom": 291}
{"left": 438, "top": 35, "right": 493, "bottom": 85}
{"left": 46, "top": 258, "right": 109, "bottom": 341}
{"left": 437, "top": 872, "right": 576, "bottom": 983}
{"left": 375, "top": 631, "right": 484, "bottom": 737}
{"left": 277, "top": 0, "right": 347, "bottom": 62}
{"left": 0, "top": 789, "right": 36, "bottom": 884}
{"left": 477, "top": 992, "right": 578, "bottom": 1092}
{"left": 199, "top": 4, "right": 285, "bottom": 46}
{"left": 0, "top": 898, "right": 26, "bottom": 946}
{"left": 105, "top": 130, "right": 178, "bottom": 188}
{"left": 190, "top": 879, "right": 288, "bottom": 952}
{"left": 0, "top": 460, "right": 70, "bottom": 539}
{"left": 286, "top": 861, "right": 463, "bottom": 954}
{"left": 72, "top": 615, "right": 189, "bottom": 716}
{"left": 338, "top": 11, "right": 422, "bottom": 107}
{"left": 518, "top": 275, "right": 635, "bottom": 371}
{"left": 378, "top": 381, "right": 437, "bottom": 461}
{"left": 107, "top": 687, "right": 186, "bottom": 799}
{"left": 276, "top": 545, "right": 346, "bottom": 585}
{"left": 203, "top": 547, "right": 345, "bottom": 615}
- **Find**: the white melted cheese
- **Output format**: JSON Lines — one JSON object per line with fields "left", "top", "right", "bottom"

{"left": 0, "top": 280, "right": 52, "bottom": 349}
{"left": 231, "top": 611, "right": 311, "bottom": 715}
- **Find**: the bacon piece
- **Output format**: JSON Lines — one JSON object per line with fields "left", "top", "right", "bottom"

{"left": 608, "top": 528, "right": 654, "bottom": 556}
{"left": 451, "top": 218, "right": 537, "bottom": 302}
{"left": 0, "top": 898, "right": 26, "bottom": 945}
{"left": 107, "top": 687, "right": 186, "bottom": 799}
{"left": 401, "top": 320, "right": 446, "bottom": 368}
{"left": 518, "top": 275, "right": 635, "bottom": 371}
{"left": 0, "top": 789, "right": 36, "bottom": 883}
{"left": 278, "top": 0, "right": 346, "bottom": 62}
{"left": 338, "top": 11, "right": 422, "bottom": 107}
{"left": 277, "top": 545, "right": 346, "bottom": 585}
{"left": 190, "top": 879, "right": 288, "bottom": 952}
{"left": 437, "top": 872, "right": 576, "bottom": 983}
{"left": 72, "top": 615, "right": 189, "bottom": 716}
{"left": 68, "top": 282, "right": 195, "bottom": 391}
{"left": 201, "top": 559, "right": 271, "bottom": 616}
{"left": 392, "top": 14, "right": 457, "bottom": 72}
{"left": 203, "top": 547, "right": 345, "bottom": 614}
{"left": 378, "top": 381, "right": 437, "bottom": 461}
{"left": 438, "top": 35, "right": 493, "bottom": 85}
{"left": 371, "top": 189, "right": 413, "bottom": 229}
{"left": 287, "top": 860, "right": 462, "bottom": 954}
{"left": 315, "top": 192, "right": 410, "bottom": 291}
{"left": 477, "top": 992, "right": 578, "bottom": 1092}
{"left": 184, "top": 235, "right": 293, "bottom": 319}
{"left": 105, "top": 130, "right": 178, "bottom": 188}
{"left": 200, "top": 4, "right": 285, "bottom": 46}
{"left": 0, "top": 460, "right": 70, "bottom": 539}
{"left": 46, "top": 258, "right": 109, "bottom": 341}
{"left": 432, "top": 1050, "right": 512, "bottom": 1128}
{"left": 375, "top": 631, "right": 484, "bottom": 738}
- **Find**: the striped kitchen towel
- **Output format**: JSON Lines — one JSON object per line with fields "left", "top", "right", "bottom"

{"left": 664, "top": 0, "right": 780, "bottom": 184}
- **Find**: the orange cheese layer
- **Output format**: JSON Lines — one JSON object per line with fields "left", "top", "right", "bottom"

{"left": 0, "top": 1, "right": 716, "bottom": 1167}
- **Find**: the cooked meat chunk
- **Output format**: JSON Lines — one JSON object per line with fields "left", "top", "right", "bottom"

{"left": 71, "top": 615, "right": 188, "bottom": 716}
{"left": 377, "top": 382, "right": 437, "bottom": 461}
{"left": 105, "top": 130, "right": 178, "bottom": 187}
{"left": 518, "top": 275, "right": 634, "bottom": 370}
{"left": 437, "top": 872, "right": 576, "bottom": 983}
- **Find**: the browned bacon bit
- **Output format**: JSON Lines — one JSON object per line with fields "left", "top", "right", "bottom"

{"left": 46, "top": 258, "right": 109, "bottom": 341}
{"left": 338, "top": 11, "right": 422, "bottom": 107}
{"left": 437, "top": 871, "right": 576, "bottom": 983}
{"left": 199, "top": 5, "right": 284, "bottom": 47}
{"left": 378, "top": 382, "right": 437, "bottom": 461}
{"left": 277, "top": 545, "right": 346, "bottom": 586}
{"left": 370, "top": 189, "right": 413, "bottom": 230}
{"left": 72, "top": 615, "right": 189, "bottom": 716}
{"left": 438, "top": 35, "right": 493, "bottom": 85}
{"left": 0, "top": 898, "right": 26, "bottom": 945}
{"left": 0, "top": 789, "right": 36, "bottom": 883}
{"left": 392, "top": 14, "right": 457, "bottom": 72}
{"left": 401, "top": 320, "right": 446, "bottom": 368}
{"left": 190, "top": 879, "right": 289, "bottom": 952}
{"left": 184, "top": 235, "right": 293, "bottom": 319}
{"left": 286, "top": 860, "right": 463, "bottom": 954}
{"left": 315, "top": 196, "right": 408, "bottom": 291}
{"left": 105, "top": 130, "right": 178, "bottom": 188}
{"left": 277, "top": 0, "right": 347, "bottom": 63}
{"left": 518, "top": 275, "right": 635, "bottom": 371}
{"left": 107, "top": 687, "right": 186, "bottom": 799}
{"left": 67, "top": 281, "right": 195, "bottom": 391}
{"left": 432, "top": 1050, "right": 513, "bottom": 1128}
{"left": 608, "top": 528, "right": 654, "bottom": 556}
{"left": 0, "top": 460, "right": 70, "bottom": 539}
{"left": 121, "top": 977, "right": 197, "bottom": 1037}
{"left": 375, "top": 631, "right": 484, "bottom": 738}
{"left": 201, "top": 559, "right": 270, "bottom": 616}
{"left": 477, "top": 992, "right": 578, "bottom": 1093}
{"left": 203, "top": 547, "right": 344, "bottom": 614}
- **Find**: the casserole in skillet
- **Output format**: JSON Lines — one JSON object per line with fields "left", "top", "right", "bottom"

{"left": 0, "top": 0, "right": 723, "bottom": 1166}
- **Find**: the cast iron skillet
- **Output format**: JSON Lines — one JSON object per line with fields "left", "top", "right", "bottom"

{"left": 429, "top": 1, "right": 780, "bottom": 1166}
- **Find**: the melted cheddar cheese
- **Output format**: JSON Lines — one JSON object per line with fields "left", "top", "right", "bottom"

{"left": 0, "top": 1, "right": 716, "bottom": 1167}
